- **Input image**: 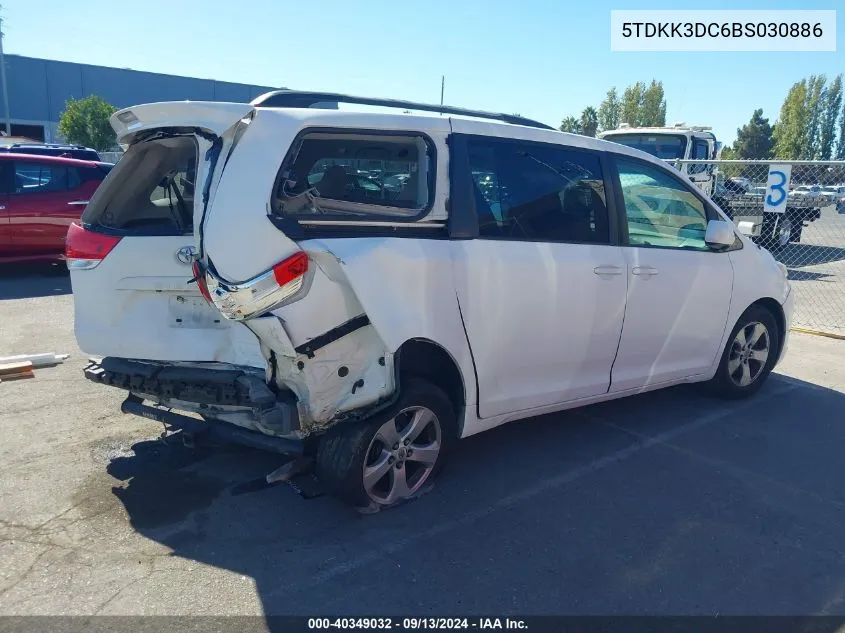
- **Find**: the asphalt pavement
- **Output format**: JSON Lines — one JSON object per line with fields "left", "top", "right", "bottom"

{"left": 1, "top": 265, "right": 844, "bottom": 621}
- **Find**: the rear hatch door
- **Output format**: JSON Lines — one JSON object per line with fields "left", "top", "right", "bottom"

{"left": 69, "top": 102, "right": 284, "bottom": 365}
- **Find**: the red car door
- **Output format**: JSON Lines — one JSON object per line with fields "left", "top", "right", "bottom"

{"left": 8, "top": 159, "right": 89, "bottom": 256}
{"left": 0, "top": 161, "right": 12, "bottom": 254}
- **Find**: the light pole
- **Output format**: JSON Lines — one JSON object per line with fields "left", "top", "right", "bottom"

{"left": 0, "top": 7, "right": 11, "bottom": 136}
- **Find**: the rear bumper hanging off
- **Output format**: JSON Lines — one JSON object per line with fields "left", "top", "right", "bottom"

{"left": 120, "top": 394, "right": 304, "bottom": 455}
{"left": 84, "top": 357, "right": 304, "bottom": 454}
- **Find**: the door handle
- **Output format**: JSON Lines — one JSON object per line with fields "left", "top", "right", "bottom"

{"left": 67, "top": 200, "right": 90, "bottom": 206}
{"left": 632, "top": 265, "right": 659, "bottom": 277}
{"left": 593, "top": 265, "right": 623, "bottom": 276}
{"left": 0, "top": 205, "right": 5, "bottom": 210}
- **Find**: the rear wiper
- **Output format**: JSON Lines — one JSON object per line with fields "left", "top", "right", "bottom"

{"left": 164, "top": 174, "right": 189, "bottom": 229}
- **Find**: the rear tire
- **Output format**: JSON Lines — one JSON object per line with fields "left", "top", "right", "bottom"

{"left": 788, "top": 220, "right": 803, "bottom": 244}
{"left": 315, "top": 378, "right": 456, "bottom": 511}
{"left": 707, "top": 305, "right": 780, "bottom": 399}
{"left": 762, "top": 215, "right": 792, "bottom": 252}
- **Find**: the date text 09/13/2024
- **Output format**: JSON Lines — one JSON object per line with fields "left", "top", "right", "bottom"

{"left": 307, "top": 618, "right": 528, "bottom": 630}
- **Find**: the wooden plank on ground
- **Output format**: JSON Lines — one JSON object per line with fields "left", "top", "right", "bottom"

{"left": 0, "top": 361, "right": 34, "bottom": 376}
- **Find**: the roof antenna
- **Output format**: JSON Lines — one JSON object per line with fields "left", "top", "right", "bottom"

{"left": 440, "top": 75, "right": 445, "bottom": 115}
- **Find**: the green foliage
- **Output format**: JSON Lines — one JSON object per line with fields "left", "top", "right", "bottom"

{"left": 772, "top": 80, "right": 808, "bottom": 159}
{"left": 621, "top": 81, "right": 645, "bottom": 126}
{"left": 618, "top": 80, "right": 665, "bottom": 127}
{"left": 818, "top": 75, "right": 842, "bottom": 160}
{"left": 640, "top": 80, "right": 667, "bottom": 127}
{"left": 559, "top": 116, "right": 580, "bottom": 134}
{"left": 732, "top": 109, "right": 774, "bottom": 159}
{"left": 579, "top": 107, "right": 598, "bottom": 137}
{"left": 597, "top": 87, "right": 620, "bottom": 132}
{"left": 802, "top": 75, "right": 826, "bottom": 158}
{"left": 561, "top": 73, "right": 845, "bottom": 161}
{"left": 57, "top": 95, "right": 118, "bottom": 151}
{"left": 835, "top": 85, "right": 845, "bottom": 160}
{"left": 717, "top": 146, "right": 742, "bottom": 179}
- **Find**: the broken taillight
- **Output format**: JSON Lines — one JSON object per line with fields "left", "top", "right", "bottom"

{"left": 273, "top": 251, "right": 309, "bottom": 287}
{"left": 65, "top": 223, "right": 122, "bottom": 270}
{"left": 192, "top": 261, "right": 214, "bottom": 303}
{"left": 198, "top": 251, "right": 310, "bottom": 320}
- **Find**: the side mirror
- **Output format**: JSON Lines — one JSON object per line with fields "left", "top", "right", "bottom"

{"left": 704, "top": 219, "right": 736, "bottom": 248}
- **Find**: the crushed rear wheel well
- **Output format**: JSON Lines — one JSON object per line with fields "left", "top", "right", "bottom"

{"left": 396, "top": 339, "right": 465, "bottom": 435}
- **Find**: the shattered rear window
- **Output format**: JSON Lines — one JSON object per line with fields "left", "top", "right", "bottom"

{"left": 273, "top": 131, "right": 434, "bottom": 219}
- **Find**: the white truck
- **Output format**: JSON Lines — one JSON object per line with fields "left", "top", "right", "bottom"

{"left": 598, "top": 123, "right": 822, "bottom": 250}
{"left": 599, "top": 123, "right": 721, "bottom": 195}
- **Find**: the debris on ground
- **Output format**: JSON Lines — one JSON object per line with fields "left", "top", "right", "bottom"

{"left": 0, "top": 352, "right": 69, "bottom": 367}
{"left": 0, "top": 361, "right": 35, "bottom": 381}
{"left": 0, "top": 353, "right": 69, "bottom": 382}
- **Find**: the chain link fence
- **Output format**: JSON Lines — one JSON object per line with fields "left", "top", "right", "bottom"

{"left": 674, "top": 160, "right": 845, "bottom": 337}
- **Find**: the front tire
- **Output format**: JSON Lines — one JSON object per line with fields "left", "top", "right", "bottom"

{"left": 708, "top": 305, "right": 780, "bottom": 399}
{"left": 315, "top": 378, "right": 456, "bottom": 511}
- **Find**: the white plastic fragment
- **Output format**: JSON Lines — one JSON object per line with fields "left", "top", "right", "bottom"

{"left": 0, "top": 353, "right": 69, "bottom": 368}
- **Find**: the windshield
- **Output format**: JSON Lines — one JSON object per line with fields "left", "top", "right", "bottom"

{"left": 602, "top": 133, "right": 688, "bottom": 160}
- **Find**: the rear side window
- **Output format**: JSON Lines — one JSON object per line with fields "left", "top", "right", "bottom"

{"left": 466, "top": 137, "right": 610, "bottom": 244}
{"left": 274, "top": 131, "right": 434, "bottom": 219}
{"left": 12, "top": 162, "right": 79, "bottom": 194}
{"left": 82, "top": 136, "right": 197, "bottom": 233}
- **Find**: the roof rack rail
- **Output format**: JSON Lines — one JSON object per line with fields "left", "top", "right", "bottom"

{"left": 250, "top": 90, "right": 555, "bottom": 131}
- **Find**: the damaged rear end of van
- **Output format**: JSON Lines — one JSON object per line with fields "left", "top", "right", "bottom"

{"left": 69, "top": 96, "right": 467, "bottom": 508}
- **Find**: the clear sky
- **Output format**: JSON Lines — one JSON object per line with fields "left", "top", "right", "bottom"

{"left": 1, "top": 0, "right": 842, "bottom": 144}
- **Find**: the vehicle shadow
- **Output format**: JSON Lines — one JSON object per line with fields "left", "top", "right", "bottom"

{"left": 107, "top": 375, "right": 845, "bottom": 621}
{"left": 787, "top": 270, "right": 834, "bottom": 282}
{"left": 776, "top": 243, "right": 845, "bottom": 268}
{"left": 0, "top": 263, "right": 72, "bottom": 299}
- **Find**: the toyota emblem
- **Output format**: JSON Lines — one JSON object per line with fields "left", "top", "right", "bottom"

{"left": 176, "top": 245, "right": 198, "bottom": 265}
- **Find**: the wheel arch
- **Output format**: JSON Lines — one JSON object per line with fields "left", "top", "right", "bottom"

{"left": 395, "top": 338, "right": 467, "bottom": 437}
{"left": 747, "top": 297, "right": 786, "bottom": 361}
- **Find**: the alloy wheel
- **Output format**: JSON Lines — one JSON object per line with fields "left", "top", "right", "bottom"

{"left": 727, "top": 321, "right": 770, "bottom": 387}
{"left": 362, "top": 406, "right": 442, "bottom": 505}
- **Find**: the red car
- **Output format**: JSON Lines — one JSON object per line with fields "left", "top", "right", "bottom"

{"left": 0, "top": 153, "right": 113, "bottom": 264}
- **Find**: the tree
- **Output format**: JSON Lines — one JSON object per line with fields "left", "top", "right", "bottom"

{"left": 716, "top": 146, "right": 742, "bottom": 179}
{"left": 732, "top": 109, "right": 774, "bottom": 159}
{"left": 579, "top": 107, "right": 598, "bottom": 137}
{"left": 818, "top": 75, "right": 842, "bottom": 160}
{"left": 598, "top": 87, "right": 621, "bottom": 132}
{"left": 802, "top": 74, "right": 826, "bottom": 158}
{"left": 57, "top": 95, "right": 118, "bottom": 151}
{"left": 772, "top": 80, "right": 808, "bottom": 159}
{"left": 621, "top": 81, "right": 646, "bottom": 126}
{"left": 837, "top": 97, "right": 845, "bottom": 160}
{"left": 559, "top": 116, "right": 580, "bottom": 134}
{"left": 640, "top": 80, "right": 667, "bottom": 127}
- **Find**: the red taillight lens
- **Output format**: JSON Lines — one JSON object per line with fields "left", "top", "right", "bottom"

{"left": 65, "top": 223, "right": 122, "bottom": 265}
{"left": 272, "top": 251, "right": 309, "bottom": 287}
{"left": 192, "top": 261, "right": 213, "bottom": 303}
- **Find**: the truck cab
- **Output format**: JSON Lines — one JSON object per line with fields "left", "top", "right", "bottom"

{"left": 598, "top": 123, "right": 721, "bottom": 195}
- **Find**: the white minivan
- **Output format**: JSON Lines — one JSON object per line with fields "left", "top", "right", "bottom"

{"left": 68, "top": 91, "right": 793, "bottom": 511}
